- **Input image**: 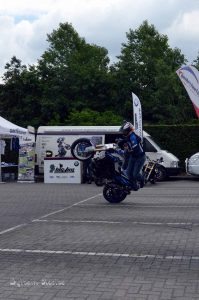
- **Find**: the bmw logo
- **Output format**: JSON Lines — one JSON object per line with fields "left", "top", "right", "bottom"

{"left": 134, "top": 98, "right": 139, "bottom": 106}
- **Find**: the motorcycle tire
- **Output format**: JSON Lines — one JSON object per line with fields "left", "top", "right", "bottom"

{"left": 103, "top": 184, "right": 127, "bottom": 203}
{"left": 156, "top": 166, "right": 167, "bottom": 181}
{"left": 143, "top": 173, "right": 148, "bottom": 185}
{"left": 71, "top": 138, "right": 94, "bottom": 161}
{"left": 150, "top": 177, "right": 156, "bottom": 184}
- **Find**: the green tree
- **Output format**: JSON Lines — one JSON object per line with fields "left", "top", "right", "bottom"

{"left": 193, "top": 52, "right": 199, "bottom": 68}
{"left": 111, "top": 21, "right": 194, "bottom": 124}
{"left": 65, "top": 109, "right": 122, "bottom": 125}
{"left": 1, "top": 21, "right": 197, "bottom": 128}
{"left": 37, "top": 22, "right": 112, "bottom": 124}
{"left": 0, "top": 56, "right": 42, "bottom": 127}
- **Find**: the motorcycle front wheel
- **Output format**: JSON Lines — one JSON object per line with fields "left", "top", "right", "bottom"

{"left": 71, "top": 138, "right": 94, "bottom": 161}
{"left": 149, "top": 177, "right": 156, "bottom": 184}
{"left": 156, "top": 166, "right": 167, "bottom": 181}
{"left": 103, "top": 184, "right": 127, "bottom": 203}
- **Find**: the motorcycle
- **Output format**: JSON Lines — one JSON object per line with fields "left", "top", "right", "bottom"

{"left": 71, "top": 138, "right": 142, "bottom": 203}
{"left": 143, "top": 157, "right": 162, "bottom": 184}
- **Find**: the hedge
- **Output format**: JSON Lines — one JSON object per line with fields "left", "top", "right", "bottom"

{"left": 144, "top": 125, "right": 199, "bottom": 170}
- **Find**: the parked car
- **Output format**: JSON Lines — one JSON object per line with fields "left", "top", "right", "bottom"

{"left": 185, "top": 152, "right": 199, "bottom": 176}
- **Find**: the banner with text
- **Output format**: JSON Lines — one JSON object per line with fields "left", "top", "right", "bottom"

{"left": 132, "top": 92, "right": 143, "bottom": 140}
{"left": 176, "top": 65, "right": 199, "bottom": 118}
{"left": 18, "top": 142, "right": 35, "bottom": 182}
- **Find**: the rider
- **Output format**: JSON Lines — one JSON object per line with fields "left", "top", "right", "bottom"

{"left": 119, "top": 121, "right": 146, "bottom": 190}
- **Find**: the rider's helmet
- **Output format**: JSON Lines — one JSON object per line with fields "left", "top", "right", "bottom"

{"left": 119, "top": 120, "right": 134, "bottom": 136}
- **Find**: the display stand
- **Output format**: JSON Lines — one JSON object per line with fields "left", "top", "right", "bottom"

{"left": 17, "top": 142, "right": 35, "bottom": 183}
{"left": 44, "top": 157, "right": 82, "bottom": 183}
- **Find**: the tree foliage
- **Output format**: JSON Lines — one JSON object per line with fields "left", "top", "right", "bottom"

{"left": 0, "top": 56, "right": 42, "bottom": 127}
{"left": 65, "top": 109, "right": 122, "bottom": 125}
{"left": 0, "top": 21, "right": 198, "bottom": 128}
{"left": 111, "top": 20, "right": 195, "bottom": 123}
{"left": 37, "top": 23, "right": 111, "bottom": 124}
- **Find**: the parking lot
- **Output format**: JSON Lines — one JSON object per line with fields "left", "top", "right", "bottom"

{"left": 0, "top": 178, "right": 199, "bottom": 300}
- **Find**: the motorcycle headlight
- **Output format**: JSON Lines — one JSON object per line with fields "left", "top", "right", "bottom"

{"left": 170, "top": 161, "right": 178, "bottom": 168}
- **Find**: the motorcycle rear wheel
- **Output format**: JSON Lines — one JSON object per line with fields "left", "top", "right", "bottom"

{"left": 71, "top": 138, "right": 94, "bottom": 161}
{"left": 103, "top": 184, "right": 127, "bottom": 203}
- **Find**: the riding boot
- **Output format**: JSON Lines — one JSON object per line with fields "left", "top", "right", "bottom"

{"left": 130, "top": 180, "right": 140, "bottom": 191}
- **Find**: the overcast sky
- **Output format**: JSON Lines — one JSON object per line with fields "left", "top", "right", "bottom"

{"left": 0, "top": 0, "right": 199, "bottom": 81}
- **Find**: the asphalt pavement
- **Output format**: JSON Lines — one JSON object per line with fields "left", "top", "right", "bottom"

{"left": 0, "top": 177, "right": 199, "bottom": 300}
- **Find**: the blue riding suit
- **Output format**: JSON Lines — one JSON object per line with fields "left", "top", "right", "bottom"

{"left": 126, "top": 132, "right": 146, "bottom": 188}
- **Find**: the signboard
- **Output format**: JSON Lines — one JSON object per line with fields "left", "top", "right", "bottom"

{"left": 36, "top": 134, "right": 103, "bottom": 173}
{"left": 132, "top": 92, "right": 143, "bottom": 140}
{"left": 18, "top": 142, "right": 35, "bottom": 182}
{"left": 44, "top": 158, "right": 81, "bottom": 183}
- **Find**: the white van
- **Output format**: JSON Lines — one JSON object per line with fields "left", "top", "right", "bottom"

{"left": 35, "top": 126, "right": 180, "bottom": 180}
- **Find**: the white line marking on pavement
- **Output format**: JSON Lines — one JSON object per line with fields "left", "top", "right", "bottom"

{"left": 77, "top": 204, "right": 199, "bottom": 208}
{"left": 0, "top": 194, "right": 102, "bottom": 236}
{"left": 32, "top": 219, "right": 198, "bottom": 227}
{"left": 0, "top": 248, "right": 199, "bottom": 261}
{"left": 34, "top": 193, "right": 102, "bottom": 220}
{"left": 129, "top": 222, "right": 193, "bottom": 226}
{"left": 33, "top": 219, "right": 121, "bottom": 224}
{"left": 135, "top": 205, "right": 199, "bottom": 208}
{"left": 0, "top": 224, "right": 27, "bottom": 235}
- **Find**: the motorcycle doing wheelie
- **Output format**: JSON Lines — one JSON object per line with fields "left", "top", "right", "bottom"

{"left": 70, "top": 138, "right": 143, "bottom": 203}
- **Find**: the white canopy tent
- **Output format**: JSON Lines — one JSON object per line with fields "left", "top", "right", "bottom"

{"left": 0, "top": 116, "right": 28, "bottom": 182}
{"left": 0, "top": 116, "right": 27, "bottom": 136}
